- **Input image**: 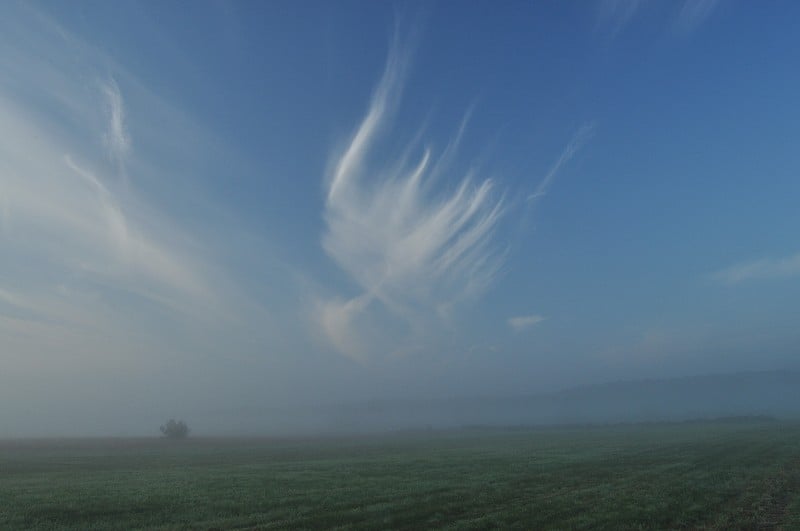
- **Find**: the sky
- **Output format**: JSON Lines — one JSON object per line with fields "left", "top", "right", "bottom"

{"left": 2, "top": 0, "right": 800, "bottom": 436}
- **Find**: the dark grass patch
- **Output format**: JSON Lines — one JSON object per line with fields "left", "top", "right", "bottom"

{"left": 2, "top": 420, "right": 800, "bottom": 529}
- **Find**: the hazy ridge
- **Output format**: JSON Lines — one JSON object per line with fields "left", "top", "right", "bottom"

{"left": 207, "top": 369, "right": 800, "bottom": 435}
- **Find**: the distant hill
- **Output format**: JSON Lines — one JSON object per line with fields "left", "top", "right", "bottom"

{"left": 315, "top": 370, "right": 800, "bottom": 431}
{"left": 515, "top": 370, "right": 800, "bottom": 425}
{"left": 210, "top": 370, "right": 800, "bottom": 434}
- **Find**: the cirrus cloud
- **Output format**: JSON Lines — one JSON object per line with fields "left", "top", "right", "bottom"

{"left": 508, "top": 314, "right": 545, "bottom": 332}
{"left": 318, "top": 35, "right": 505, "bottom": 360}
{"left": 712, "top": 253, "right": 800, "bottom": 285}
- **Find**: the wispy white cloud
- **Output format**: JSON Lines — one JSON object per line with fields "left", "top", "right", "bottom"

{"left": 712, "top": 253, "right": 800, "bottom": 285}
{"left": 1, "top": 90, "right": 213, "bottom": 319}
{"left": 317, "top": 294, "right": 373, "bottom": 363}
{"left": 597, "top": 0, "right": 644, "bottom": 36}
{"left": 508, "top": 314, "right": 545, "bottom": 332}
{"left": 101, "top": 78, "right": 131, "bottom": 168}
{"left": 0, "top": 5, "right": 279, "bottom": 355}
{"left": 597, "top": 0, "right": 720, "bottom": 37}
{"left": 676, "top": 0, "right": 720, "bottom": 33}
{"left": 319, "top": 35, "right": 505, "bottom": 360}
{"left": 528, "top": 123, "right": 595, "bottom": 204}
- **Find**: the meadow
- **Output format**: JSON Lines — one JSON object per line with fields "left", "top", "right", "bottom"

{"left": 2, "top": 419, "right": 800, "bottom": 529}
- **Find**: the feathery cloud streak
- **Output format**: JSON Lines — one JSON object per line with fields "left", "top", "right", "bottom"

{"left": 676, "top": 0, "right": 720, "bottom": 33}
{"left": 597, "top": 0, "right": 644, "bottom": 36}
{"left": 712, "top": 253, "right": 800, "bottom": 284}
{"left": 508, "top": 314, "right": 545, "bottom": 332}
{"left": 320, "top": 36, "right": 505, "bottom": 360}
{"left": 597, "top": 0, "right": 722, "bottom": 36}
{"left": 101, "top": 78, "right": 131, "bottom": 169}
{"left": 528, "top": 123, "right": 595, "bottom": 204}
{"left": 0, "top": 81, "right": 212, "bottom": 323}
{"left": 0, "top": 7, "right": 263, "bottom": 356}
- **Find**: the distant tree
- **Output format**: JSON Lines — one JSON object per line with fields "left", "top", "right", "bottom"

{"left": 160, "top": 419, "right": 190, "bottom": 439}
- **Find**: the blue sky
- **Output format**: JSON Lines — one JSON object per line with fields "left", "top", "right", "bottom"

{"left": 2, "top": 0, "right": 800, "bottom": 435}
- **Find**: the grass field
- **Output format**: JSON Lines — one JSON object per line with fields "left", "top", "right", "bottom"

{"left": 2, "top": 419, "right": 800, "bottom": 529}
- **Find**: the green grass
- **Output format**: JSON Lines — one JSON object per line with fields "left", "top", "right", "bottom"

{"left": 2, "top": 419, "right": 800, "bottom": 529}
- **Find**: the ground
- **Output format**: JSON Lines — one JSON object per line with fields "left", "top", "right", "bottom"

{"left": 2, "top": 418, "right": 800, "bottom": 529}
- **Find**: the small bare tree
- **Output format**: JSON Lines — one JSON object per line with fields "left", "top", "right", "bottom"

{"left": 160, "top": 419, "right": 190, "bottom": 439}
